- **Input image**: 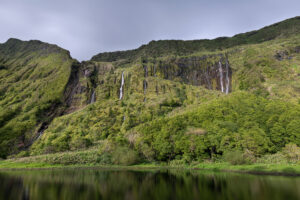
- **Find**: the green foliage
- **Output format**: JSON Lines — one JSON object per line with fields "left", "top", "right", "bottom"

{"left": 111, "top": 146, "right": 139, "bottom": 165}
{"left": 257, "top": 153, "right": 287, "bottom": 164}
{"left": 224, "top": 150, "right": 255, "bottom": 165}
{"left": 0, "top": 39, "right": 74, "bottom": 157}
{"left": 14, "top": 151, "right": 30, "bottom": 158}
{"left": 169, "top": 159, "right": 187, "bottom": 167}
{"left": 133, "top": 92, "right": 300, "bottom": 162}
{"left": 2, "top": 17, "right": 300, "bottom": 166}
{"left": 224, "top": 151, "right": 247, "bottom": 165}
{"left": 282, "top": 143, "right": 300, "bottom": 163}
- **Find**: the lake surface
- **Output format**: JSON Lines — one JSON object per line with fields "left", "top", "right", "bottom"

{"left": 0, "top": 168, "right": 299, "bottom": 200}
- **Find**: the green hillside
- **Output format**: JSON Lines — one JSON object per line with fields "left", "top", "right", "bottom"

{"left": 0, "top": 17, "right": 300, "bottom": 166}
{"left": 0, "top": 38, "right": 76, "bottom": 158}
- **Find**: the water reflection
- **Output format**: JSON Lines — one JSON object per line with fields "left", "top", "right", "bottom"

{"left": 0, "top": 168, "right": 299, "bottom": 200}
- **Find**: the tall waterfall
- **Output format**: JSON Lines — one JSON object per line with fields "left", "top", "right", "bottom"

{"left": 90, "top": 90, "right": 96, "bottom": 104}
{"left": 218, "top": 61, "right": 224, "bottom": 93}
{"left": 225, "top": 61, "right": 230, "bottom": 94}
{"left": 119, "top": 72, "right": 124, "bottom": 100}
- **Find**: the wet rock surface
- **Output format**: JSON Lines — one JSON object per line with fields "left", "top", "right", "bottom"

{"left": 142, "top": 55, "right": 232, "bottom": 93}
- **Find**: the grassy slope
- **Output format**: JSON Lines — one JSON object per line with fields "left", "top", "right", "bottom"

{"left": 0, "top": 38, "right": 75, "bottom": 157}
{"left": 2, "top": 17, "right": 300, "bottom": 170}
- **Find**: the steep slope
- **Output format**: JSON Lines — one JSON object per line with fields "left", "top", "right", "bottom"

{"left": 31, "top": 32, "right": 300, "bottom": 159}
{"left": 30, "top": 59, "right": 220, "bottom": 154}
{"left": 0, "top": 38, "right": 78, "bottom": 158}
{"left": 1, "top": 16, "right": 300, "bottom": 165}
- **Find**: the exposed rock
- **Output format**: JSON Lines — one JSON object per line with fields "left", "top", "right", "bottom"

{"left": 274, "top": 50, "right": 289, "bottom": 61}
{"left": 63, "top": 62, "right": 82, "bottom": 113}
{"left": 142, "top": 55, "right": 232, "bottom": 93}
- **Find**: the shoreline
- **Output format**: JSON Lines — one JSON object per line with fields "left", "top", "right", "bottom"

{"left": 0, "top": 161, "right": 299, "bottom": 176}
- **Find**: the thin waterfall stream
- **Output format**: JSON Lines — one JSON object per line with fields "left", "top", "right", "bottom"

{"left": 219, "top": 61, "right": 224, "bottom": 93}
{"left": 90, "top": 90, "right": 96, "bottom": 104}
{"left": 119, "top": 72, "right": 124, "bottom": 100}
{"left": 225, "top": 61, "right": 230, "bottom": 94}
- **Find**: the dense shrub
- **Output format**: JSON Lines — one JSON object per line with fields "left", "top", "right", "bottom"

{"left": 169, "top": 159, "right": 187, "bottom": 167}
{"left": 224, "top": 151, "right": 248, "bottom": 165}
{"left": 257, "top": 153, "right": 287, "bottom": 164}
{"left": 111, "top": 146, "right": 139, "bottom": 165}
{"left": 135, "top": 92, "right": 300, "bottom": 162}
{"left": 282, "top": 143, "right": 300, "bottom": 163}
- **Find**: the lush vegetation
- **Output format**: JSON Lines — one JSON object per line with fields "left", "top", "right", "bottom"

{"left": 0, "top": 38, "right": 75, "bottom": 157}
{"left": 1, "top": 147, "right": 299, "bottom": 175}
{"left": 131, "top": 92, "right": 300, "bottom": 162}
{"left": 0, "top": 17, "right": 300, "bottom": 171}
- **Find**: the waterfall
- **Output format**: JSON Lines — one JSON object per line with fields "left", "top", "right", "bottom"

{"left": 36, "top": 123, "right": 47, "bottom": 140}
{"left": 90, "top": 90, "right": 96, "bottom": 104}
{"left": 143, "top": 80, "right": 148, "bottom": 95}
{"left": 225, "top": 61, "right": 230, "bottom": 94}
{"left": 36, "top": 133, "right": 42, "bottom": 140}
{"left": 144, "top": 65, "right": 148, "bottom": 77}
{"left": 119, "top": 72, "right": 124, "bottom": 100}
{"left": 218, "top": 61, "right": 224, "bottom": 93}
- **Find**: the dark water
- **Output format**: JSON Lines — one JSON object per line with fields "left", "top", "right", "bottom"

{"left": 0, "top": 168, "right": 299, "bottom": 200}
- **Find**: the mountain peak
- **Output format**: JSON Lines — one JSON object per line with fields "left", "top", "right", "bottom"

{"left": 0, "top": 38, "right": 71, "bottom": 59}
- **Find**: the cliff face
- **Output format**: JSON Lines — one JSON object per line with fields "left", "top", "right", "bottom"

{"left": 142, "top": 55, "right": 232, "bottom": 94}
{"left": 62, "top": 61, "right": 115, "bottom": 113}
{"left": 60, "top": 54, "right": 232, "bottom": 112}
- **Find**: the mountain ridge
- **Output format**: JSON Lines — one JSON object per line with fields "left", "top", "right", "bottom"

{"left": 91, "top": 16, "right": 300, "bottom": 62}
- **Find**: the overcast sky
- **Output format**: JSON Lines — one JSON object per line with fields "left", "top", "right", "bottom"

{"left": 0, "top": 0, "right": 299, "bottom": 61}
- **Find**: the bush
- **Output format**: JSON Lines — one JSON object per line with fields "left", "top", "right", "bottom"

{"left": 96, "top": 152, "right": 112, "bottom": 164}
{"left": 282, "top": 143, "right": 300, "bottom": 163}
{"left": 139, "top": 144, "right": 155, "bottom": 161}
{"left": 224, "top": 150, "right": 255, "bottom": 165}
{"left": 243, "top": 149, "right": 256, "bottom": 163}
{"left": 169, "top": 159, "right": 187, "bottom": 167}
{"left": 70, "top": 136, "right": 92, "bottom": 150}
{"left": 15, "top": 150, "right": 30, "bottom": 158}
{"left": 257, "top": 153, "right": 287, "bottom": 164}
{"left": 111, "top": 146, "right": 139, "bottom": 165}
